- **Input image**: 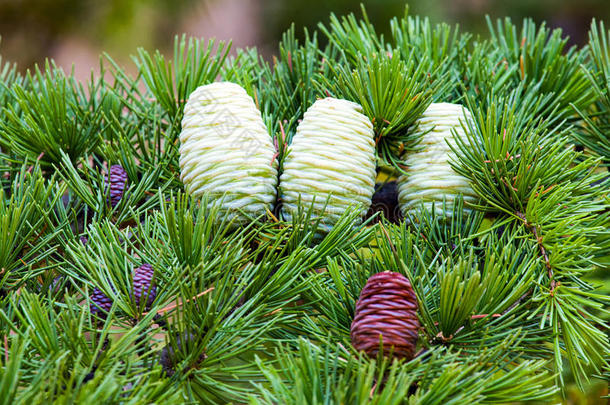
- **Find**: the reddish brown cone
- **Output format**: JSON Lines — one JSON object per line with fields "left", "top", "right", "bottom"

{"left": 350, "top": 271, "right": 419, "bottom": 359}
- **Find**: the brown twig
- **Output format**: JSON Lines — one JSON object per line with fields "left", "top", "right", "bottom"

{"left": 369, "top": 383, "right": 377, "bottom": 399}
{"left": 470, "top": 313, "right": 502, "bottom": 320}
{"left": 27, "top": 152, "right": 45, "bottom": 173}
{"left": 516, "top": 211, "right": 557, "bottom": 294}
{"left": 505, "top": 289, "right": 533, "bottom": 313}
{"left": 264, "top": 308, "right": 282, "bottom": 317}
{"left": 519, "top": 55, "right": 525, "bottom": 80}
{"left": 29, "top": 223, "right": 48, "bottom": 246}
{"left": 145, "top": 287, "right": 215, "bottom": 316}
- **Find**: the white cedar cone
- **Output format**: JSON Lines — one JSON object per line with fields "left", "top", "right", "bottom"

{"left": 280, "top": 97, "right": 376, "bottom": 230}
{"left": 398, "top": 103, "right": 477, "bottom": 217}
{"left": 179, "top": 82, "right": 278, "bottom": 223}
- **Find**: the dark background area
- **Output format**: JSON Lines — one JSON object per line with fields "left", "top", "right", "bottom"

{"left": 0, "top": 0, "right": 609, "bottom": 80}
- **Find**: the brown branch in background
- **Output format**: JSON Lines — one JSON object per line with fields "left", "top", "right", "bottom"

{"left": 264, "top": 308, "right": 282, "bottom": 317}
{"left": 432, "top": 313, "right": 503, "bottom": 328}
{"left": 369, "top": 383, "right": 377, "bottom": 399}
{"left": 506, "top": 289, "right": 533, "bottom": 313}
{"left": 470, "top": 313, "right": 502, "bottom": 320}
{"left": 146, "top": 287, "right": 215, "bottom": 316}
{"left": 29, "top": 223, "right": 48, "bottom": 246}
{"left": 27, "top": 152, "right": 45, "bottom": 173}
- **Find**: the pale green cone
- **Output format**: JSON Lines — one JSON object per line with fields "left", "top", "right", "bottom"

{"left": 179, "top": 82, "right": 278, "bottom": 223}
{"left": 280, "top": 97, "right": 376, "bottom": 230}
{"left": 398, "top": 102, "right": 478, "bottom": 218}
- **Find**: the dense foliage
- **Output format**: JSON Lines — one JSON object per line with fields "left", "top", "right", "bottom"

{"left": 0, "top": 6, "right": 608, "bottom": 404}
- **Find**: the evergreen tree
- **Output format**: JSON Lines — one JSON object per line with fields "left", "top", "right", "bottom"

{"left": 0, "top": 5, "right": 608, "bottom": 404}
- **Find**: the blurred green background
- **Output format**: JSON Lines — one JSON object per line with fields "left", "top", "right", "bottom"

{"left": 1, "top": 0, "right": 609, "bottom": 79}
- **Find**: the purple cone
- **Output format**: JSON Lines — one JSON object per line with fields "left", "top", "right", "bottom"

{"left": 132, "top": 263, "right": 156, "bottom": 307}
{"left": 90, "top": 287, "right": 113, "bottom": 316}
{"left": 105, "top": 165, "right": 128, "bottom": 207}
{"left": 49, "top": 276, "right": 63, "bottom": 294}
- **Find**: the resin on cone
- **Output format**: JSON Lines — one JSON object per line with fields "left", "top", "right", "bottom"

{"left": 132, "top": 263, "right": 156, "bottom": 307}
{"left": 350, "top": 271, "right": 419, "bottom": 359}
{"left": 179, "top": 82, "right": 278, "bottom": 223}
{"left": 279, "top": 98, "right": 376, "bottom": 230}
{"left": 105, "top": 164, "right": 128, "bottom": 207}
{"left": 398, "top": 103, "right": 477, "bottom": 218}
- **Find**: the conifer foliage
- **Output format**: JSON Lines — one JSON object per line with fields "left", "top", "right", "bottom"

{"left": 0, "top": 6, "right": 609, "bottom": 404}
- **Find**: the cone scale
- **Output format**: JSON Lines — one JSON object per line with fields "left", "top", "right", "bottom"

{"left": 398, "top": 103, "right": 477, "bottom": 218}
{"left": 179, "top": 82, "right": 278, "bottom": 223}
{"left": 280, "top": 97, "right": 376, "bottom": 230}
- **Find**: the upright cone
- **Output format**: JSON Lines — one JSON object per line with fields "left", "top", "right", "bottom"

{"left": 132, "top": 263, "right": 156, "bottom": 308}
{"left": 179, "top": 82, "right": 278, "bottom": 223}
{"left": 351, "top": 271, "right": 419, "bottom": 360}
{"left": 398, "top": 103, "right": 477, "bottom": 218}
{"left": 279, "top": 97, "right": 376, "bottom": 231}
{"left": 105, "top": 164, "right": 128, "bottom": 208}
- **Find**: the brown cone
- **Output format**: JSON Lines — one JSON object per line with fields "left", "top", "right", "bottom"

{"left": 350, "top": 271, "right": 419, "bottom": 360}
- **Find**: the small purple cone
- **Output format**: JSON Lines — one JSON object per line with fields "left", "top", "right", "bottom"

{"left": 49, "top": 276, "right": 63, "bottom": 294}
{"left": 90, "top": 287, "right": 113, "bottom": 317}
{"left": 159, "top": 332, "right": 200, "bottom": 377}
{"left": 105, "top": 165, "right": 128, "bottom": 207}
{"left": 132, "top": 263, "right": 156, "bottom": 307}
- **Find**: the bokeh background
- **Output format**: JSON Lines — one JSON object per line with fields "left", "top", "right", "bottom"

{"left": 1, "top": 0, "right": 609, "bottom": 81}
